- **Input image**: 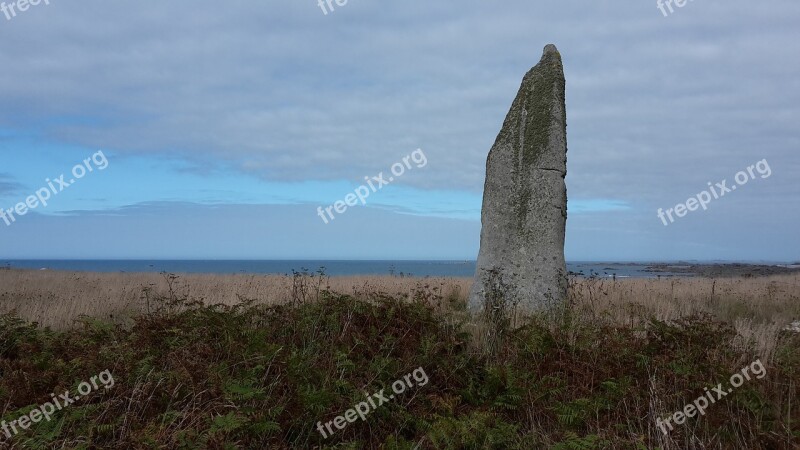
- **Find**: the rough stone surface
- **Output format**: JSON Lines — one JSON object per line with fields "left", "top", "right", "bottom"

{"left": 469, "top": 44, "right": 568, "bottom": 314}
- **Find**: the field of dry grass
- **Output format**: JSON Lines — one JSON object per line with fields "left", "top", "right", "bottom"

{"left": 565, "top": 275, "right": 800, "bottom": 364}
{"left": 0, "top": 270, "right": 471, "bottom": 329}
{"left": 2, "top": 269, "right": 798, "bottom": 363}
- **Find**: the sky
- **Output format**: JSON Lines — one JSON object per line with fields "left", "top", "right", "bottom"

{"left": 0, "top": 0, "right": 798, "bottom": 261}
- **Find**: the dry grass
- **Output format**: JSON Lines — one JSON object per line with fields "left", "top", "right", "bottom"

{"left": 2, "top": 270, "right": 798, "bottom": 362}
{"left": 0, "top": 270, "right": 472, "bottom": 329}
{"left": 566, "top": 275, "right": 800, "bottom": 363}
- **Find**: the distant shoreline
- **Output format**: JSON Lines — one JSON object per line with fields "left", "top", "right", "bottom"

{"left": 2, "top": 260, "right": 799, "bottom": 278}
{"left": 641, "top": 263, "right": 800, "bottom": 278}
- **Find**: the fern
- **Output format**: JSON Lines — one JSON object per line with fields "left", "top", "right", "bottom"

{"left": 551, "top": 432, "right": 608, "bottom": 450}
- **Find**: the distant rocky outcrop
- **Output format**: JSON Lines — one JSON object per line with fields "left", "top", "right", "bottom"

{"left": 469, "top": 44, "right": 568, "bottom": 316}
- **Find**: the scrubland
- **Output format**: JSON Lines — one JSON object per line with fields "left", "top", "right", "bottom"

{"left": 0, "top": 269, "right": 798, "bottom": 448}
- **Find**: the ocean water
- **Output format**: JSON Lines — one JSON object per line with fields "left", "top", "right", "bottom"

{"left": 2, "top": 260, "right": 686, "bottom": 278}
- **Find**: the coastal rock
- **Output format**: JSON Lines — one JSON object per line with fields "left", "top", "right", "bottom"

{"left": 469, "top": 44, "right": 568, "bottom": 315}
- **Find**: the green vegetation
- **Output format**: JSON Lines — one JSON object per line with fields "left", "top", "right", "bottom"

{"left": 0, "top": 284, "right": 798, "bottom": 449}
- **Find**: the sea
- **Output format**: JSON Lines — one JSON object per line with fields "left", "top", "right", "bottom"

{"left": 1, "top": 260, "right": 694, "bottom": 278}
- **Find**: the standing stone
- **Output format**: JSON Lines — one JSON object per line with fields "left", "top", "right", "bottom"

{"left": 469, "top": 44, "right": 568, "bottom": 315}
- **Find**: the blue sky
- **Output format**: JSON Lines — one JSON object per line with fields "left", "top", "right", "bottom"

{"left": 0, "top": 0, "right": 798, "bottom": 260}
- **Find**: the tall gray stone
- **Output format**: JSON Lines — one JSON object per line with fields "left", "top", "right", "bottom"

{"left": 469, "top": 44, "right": 568, "bottom": 315}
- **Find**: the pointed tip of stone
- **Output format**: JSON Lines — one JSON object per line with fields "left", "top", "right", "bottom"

{"left": 541, "top": 44, "right": 561, "bottom": 61}
{"left": 526, "top": 44, "right": 562, "bottom": 77}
